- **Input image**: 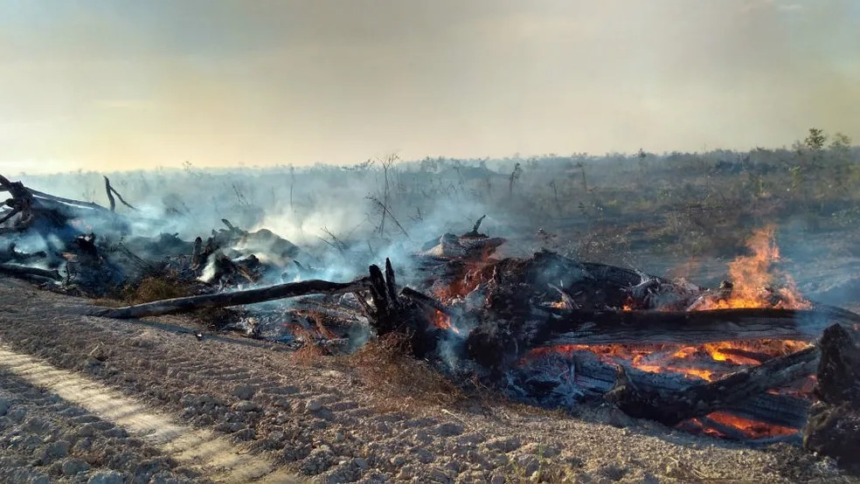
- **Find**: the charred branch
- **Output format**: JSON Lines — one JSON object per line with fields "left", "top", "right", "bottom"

{"left": 103, "top": 176, "right": 138, "bottom": 212}
{"left": 92, "top": 278, "right": 371, "bottom": 319}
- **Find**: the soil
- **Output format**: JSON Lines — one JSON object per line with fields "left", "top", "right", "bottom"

{"left": 0, "top": 276, "right": 857, "bottom": 483}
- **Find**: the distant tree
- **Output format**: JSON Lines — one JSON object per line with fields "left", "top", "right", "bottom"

{"left": 829, "top": 132, "right": 852, "bottom": 152}
{"left": 805, "top": 128, "right": 827, "bottom": 151}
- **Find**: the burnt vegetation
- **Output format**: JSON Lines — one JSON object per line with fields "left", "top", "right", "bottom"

{"left": 3, "top": 128, "right": 860, "bottom": 472}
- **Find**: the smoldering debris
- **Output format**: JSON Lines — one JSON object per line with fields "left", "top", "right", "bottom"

{"left": 4, "top": 173, "right": 860, "bottom": 472}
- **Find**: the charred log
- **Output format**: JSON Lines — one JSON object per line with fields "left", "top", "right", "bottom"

{"left": 91, "top": 278, "right": 370, "bottom": 319}
{"left": 535, "top": 307, "right": 860, "bottom": 347}
{"left": 0, "top": 263, "right": 61, "bottom": 282}
{"left": 803, "top": 324, "right": 860, "bottom": 473}
{"left": 605, "top": 344, "right": 820, "bottom": 426}
{"left": 814, "top": 323, "right": 860, "bottom": 406}
{"left": 364, "top": 259, "right": 444, "bottom": 358}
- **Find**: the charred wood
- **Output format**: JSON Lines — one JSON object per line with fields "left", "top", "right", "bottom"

{"left": 803, "top": 324, "right": 860, "bottom": 472}
{"left": 0, "top": 263, "right": 61, "bottom": 282}
{"left": 604, "top": 344, "right": 820, "bottom": 426}
{"left": 812, "top": 323, "right": 860, "bottom": 406}
{"left": 803, "top": 403, "right": 860, "bottom": 474}
{"left": 92, "top": 278, "right": 371, "bottom": 319}
{"left": 535, "top": 307, "right": 860, "bottom": 347}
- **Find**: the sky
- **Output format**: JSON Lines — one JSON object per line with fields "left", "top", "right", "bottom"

{"left": 1, "top": 0, "right": 858, "bottom": 174}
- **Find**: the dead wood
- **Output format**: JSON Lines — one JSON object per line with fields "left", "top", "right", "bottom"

{"left": 605, "top": 344, "right": 820, "bottom": 425}
{"left": 103, "top": 177, "right": 137, "bottom": 212}
{"left": 365, "top": 258, "right": 442, "bottom": 358}
{"left": 802, "top": 324, "right": 860, "bottom": 472}
{"left": 0, "top": 244, "right": 47, "bottom": 264}
{"left": 104, "top": 177, "right": 116, "bottom": 212}
{"left": 463, "top": 214, "right": 487, "bottom": 237}
{"left": 0, "top": 263, "right": 61, "bottom": 282}
{"left": 535, "top": 306, "right": 860, "bottom": 347}
{"left": 813, "top": 323, "right": 860, "bottom": 406}
{"left": 92, "top": 278, "right": 371, "bottom": 319}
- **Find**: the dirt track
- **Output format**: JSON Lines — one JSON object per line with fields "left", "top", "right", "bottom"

{"left": 0, "top": 277, "right": 856, "bottom": 483}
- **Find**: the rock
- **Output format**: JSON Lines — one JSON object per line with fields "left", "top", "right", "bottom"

{"left": 77, "top": 423, "right": 97, "bottom": 437}
{"left": 234, "top": 428, "right": 256, "bottom": 441}
{"left": 354, "top": 457, "right": 369, "bottom": 470}
{"left": 515, "top": 454, "right": 540, "bottom": 476}
{"left": 390, "top": 455, "right": 407, "bottom": 466}
{"left": 490, "top": 475, "right": 505, "bottom": 484}
{"left": 232, "top": 385, "right": 256, "bottom": 401}
{"left": 305, "top": 399, "right": 323, "bottom": 412}
{"left": 0, "top": 397, "right": 10, "bottom": 416}
{"left": 87, "top": 471, "right": 125, "bottom": 484}
{"left": 62, "top": 459, "right": 91, "bottom": 476}
{"left": 88, "top": 344, "right": 109, "bottom": 362}
{"left": 429, "top": 466, "right": 451, "bottom": 483}
{"left": 39, "top": 440, "right": 70, "bottom": 462}
{"left": 414, "top": 448, "right": 436, "bottom": 464}
{"left": 434, "top": 422, "right": 465, "bottom": 437}
{"left": 484, "top": 436, "right": 522, "bottom": 453}
{"left": 232, "top": 401, "right": 259, "bottom": 412}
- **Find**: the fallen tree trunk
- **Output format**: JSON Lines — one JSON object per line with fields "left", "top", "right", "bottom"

{"left": 0, "top": 263, "right": 61, "bottom": 282}
{"left": 512, "top": 347, "right": 811, "bottom": 429}
{"left": 536, "top": 307, "right": 860, "bottom": 346}
{"left": 605, "top": 343, "right": 820, "bottom": 426}
{"left": 92, "top": 278, "right": 371, "bottom": 319}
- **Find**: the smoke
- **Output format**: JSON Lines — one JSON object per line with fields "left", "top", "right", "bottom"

{"left": 2, "top": 1, "right": 858, "bottom": 172}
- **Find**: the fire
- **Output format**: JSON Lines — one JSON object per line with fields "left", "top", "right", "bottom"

{"left": 527, "top": 339, "right": 810, "bottom": 383}
{"left": 704, "top": 411, "right": 798, "bottom": 440}
{"left": 432, "top": 310, "right": 460, "bottom": 335}
{"left": 693, "top": 226, "right": 810, "bottom": 310}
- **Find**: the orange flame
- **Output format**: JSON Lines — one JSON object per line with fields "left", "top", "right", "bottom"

{"left": 694, "top": 225, "right": 810, "bottom": 310}
{"left": 432, "top": 310, "right": 460, "bottom": 335}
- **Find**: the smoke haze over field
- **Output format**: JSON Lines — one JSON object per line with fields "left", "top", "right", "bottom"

{"left": 1, "top": 0, "right": 859, "bottom": 173}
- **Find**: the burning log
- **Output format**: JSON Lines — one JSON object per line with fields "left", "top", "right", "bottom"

{"left": 91, "top": 278, "right": 371, "bottom": 319}
{"left": 605, "top": 343, "right": 820, "bottom": 426}
{"left": 535, "top": 307, "right": 860, "bottom": 347}
{"left": 511, "top": 346, "right": 811, "bottom": 429}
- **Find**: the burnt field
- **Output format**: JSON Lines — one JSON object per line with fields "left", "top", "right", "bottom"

{"left": 3, "top": 134, "right": 860, "bottom": 482}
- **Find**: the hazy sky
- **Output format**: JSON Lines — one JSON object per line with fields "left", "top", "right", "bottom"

{"left": 1, "top": 0, "right": 858, "bottom": 173}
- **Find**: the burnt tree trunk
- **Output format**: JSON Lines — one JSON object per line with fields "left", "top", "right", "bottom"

{"left": 535, "top": 307, "right": 860, "bottom": 346}
{"left": 605, "top": 344, "right": 820, "bottom": 426}
{"left": 803, "top": 324, "right": 860, "bottom": 473}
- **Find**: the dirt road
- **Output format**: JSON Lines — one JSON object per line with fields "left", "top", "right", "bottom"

{"left": 0, "top": 277, "right": 855, "bottom": 483}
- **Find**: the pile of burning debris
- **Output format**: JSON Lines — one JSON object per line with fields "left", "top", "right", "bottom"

{"left": 2, "top": 175, "right": 860, "bottom": 471}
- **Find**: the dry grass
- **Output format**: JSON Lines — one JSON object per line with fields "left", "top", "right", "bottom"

{"left": 124, "top": 276, "right": 192, "bottom": 304}
{"left": 335, "top": 333, "right": 466, "bottom": 411}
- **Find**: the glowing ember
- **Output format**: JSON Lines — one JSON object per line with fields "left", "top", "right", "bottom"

{"left": 527, "top": 339, "right": 811, "bottom": 383}
{"left": 693, "top": 225, "right": 810, "bottom": 310}
{"left": 704, "top": 411, "right": 798, "bottom": 439}
{"left": 433, "top": 310, "right": 460, "bottom": 335}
